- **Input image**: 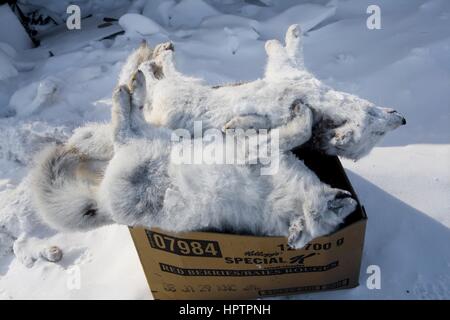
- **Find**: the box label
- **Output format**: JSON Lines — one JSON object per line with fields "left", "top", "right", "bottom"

{"left": 159, "top": 261, "right": 339, "bottom": 277}
{"left": 146, "top": 230, "right": 223, "bottom": 258}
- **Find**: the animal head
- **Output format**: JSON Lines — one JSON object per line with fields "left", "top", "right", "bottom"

{"left": 31, "top": 145, "right": 112, "bottom": 231}
{"left": 307, "top": 93, "right": 406, "bottom": 159}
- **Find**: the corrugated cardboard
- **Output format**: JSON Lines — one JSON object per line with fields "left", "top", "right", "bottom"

{"left": 129, "top": 149, "right": 367, "bottom": 299}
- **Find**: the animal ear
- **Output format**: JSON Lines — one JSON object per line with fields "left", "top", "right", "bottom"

{"left": 285, "top": 24, "right": 304, "bottom": 69}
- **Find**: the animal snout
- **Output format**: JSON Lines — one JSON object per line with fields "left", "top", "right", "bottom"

{"left": 385, "top": 109, "right": 406, "bottom": 126}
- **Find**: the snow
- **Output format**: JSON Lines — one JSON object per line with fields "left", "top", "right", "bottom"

{"left": 119, "top": 13, "right": 164, "bottom": 36}
{"left": 20, "top": 0, "right": 131, "bottom": 19}
{"left": 0, "top": 5, "right": 33, "bottom": 51}
{"left": 0, "top": 50, "right": 18, "bottom": 81}
{"left": 300, "top": 144, "right": 450, "bottom": 299}
{"left": 0, "top": 0, "right": 449, "bottom": 299}
{"left": 169, "top": 0, "right": 219, "bottom": 28}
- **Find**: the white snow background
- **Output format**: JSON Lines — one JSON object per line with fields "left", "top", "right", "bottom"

{"left": 0, "top": 0, "right": 449, "bottom": 299}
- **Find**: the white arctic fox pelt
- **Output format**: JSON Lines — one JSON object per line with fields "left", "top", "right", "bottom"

{"left": 30, "top": 24, "right": 406, "bottom": 248}
{"left": 31, "top": 71, "right": 357, "bottom": 249}
{"left": 48, "top": 24, "right": 405, "bottom": 164}
{"left": 105, "top": 83, "right": 357, "bottom": 249}
{"left": 139, "top": 24, "right": 405, "bottom": 159}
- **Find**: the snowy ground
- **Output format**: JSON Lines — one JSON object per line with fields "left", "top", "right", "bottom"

{"left": 0, "top": 0, "right": 449, "bottom": 299}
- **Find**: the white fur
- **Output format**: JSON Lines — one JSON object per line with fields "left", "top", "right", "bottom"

{"left": 66, "top": 123, "right": 114, "bottom": 161}
{"left": 117, "top": 40, "right": 153, "bottom": 89}
{"left": 97, "top": 85, "right": 357, "bottom": 248}
{"left": 29, "top": 76, "right": 357, "bottom": 247}
{"left": 30, "top": 122, "right": 114, "bottom": 232}
{"left": 31, "top": 25, "right": 406, "bottom": 245}
{"left": 30, "top": 144, "right": 112, "bottom": 232}
{"left": 142, "top": 24, "right": 405, "bottom": 159}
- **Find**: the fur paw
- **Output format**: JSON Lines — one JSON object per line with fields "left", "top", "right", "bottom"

{"left": 112, "top": 85, "right": 133, "bottom": 144}
{"left": 327, "top": 190, "right": 357, "bottom": 218}
{"left": 153, "top": 41, "right": 174, "bottom": 58}
{"left": 303, "top": 189, "right": 357, "bottom": 239}
{"left": 131, "top": 70, "right": 146, "bottom": 109}
{"left": 152, "top": 48, "right": 176, "bottom": 79}
{"left": 285, "top": 24, "right": 303, "bottom": 67}
{"left": 286, "top": 24, "right": 301, "bottom": 39}
{"left": 264, "top": 39, "right": 286, "bottom": 57}
{"left": 287, "top": 216, "right": 309, "bottom": 249}
{"left": 288, "top": 189, "right": 356, "bottom": 249}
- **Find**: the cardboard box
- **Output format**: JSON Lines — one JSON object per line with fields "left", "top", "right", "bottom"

{"left": 129, "top": 149, "right": 367, "bottom": 299}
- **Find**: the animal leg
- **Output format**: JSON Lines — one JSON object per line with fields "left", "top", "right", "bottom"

{"left": 118, "top": 40, "right": 153, "bottom": 88}
{"left": 277, "top": 98, "right": 313, "bottom": 151}
{"left": 280, "top": 154, "right": 357, "bottom": 249}
{"left": 222, "top": 114, "right": 271, "bottom": 132}
{"left": 111, "top": 85, "right": 133, "bottom": 145}
{"left": 152, "top": 46, "right": 182, "bottom": 79}
{"left": 285, "top": 24, "right": 304, "bottom": 69}
{"left": 294, "top": 188, "right": 356, "bottom": 249}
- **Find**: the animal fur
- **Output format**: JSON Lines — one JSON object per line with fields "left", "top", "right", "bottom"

{"left": 59, "top": 24, "right": 406, "bottom": 166}
{"left": 30, "top": 24, "right": 406, "bottom": 245}
{"left": 31, "top": 144, "right": 112, "bottom": 231}
{"left": 102, "top": 79, "right": 357, "bottom": 248}
{"left": 140, "top": 24, "right": 406, "bottom": 159}
{"left": 31, "top": 71, "right": 357, "bottom": 248}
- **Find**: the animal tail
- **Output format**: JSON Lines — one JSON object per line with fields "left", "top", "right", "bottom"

{"left": 30, "top": 145, "right": 88, "bottom": 230}
{"left": 32, "top": 146, "right": 81, "bottom": 200}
